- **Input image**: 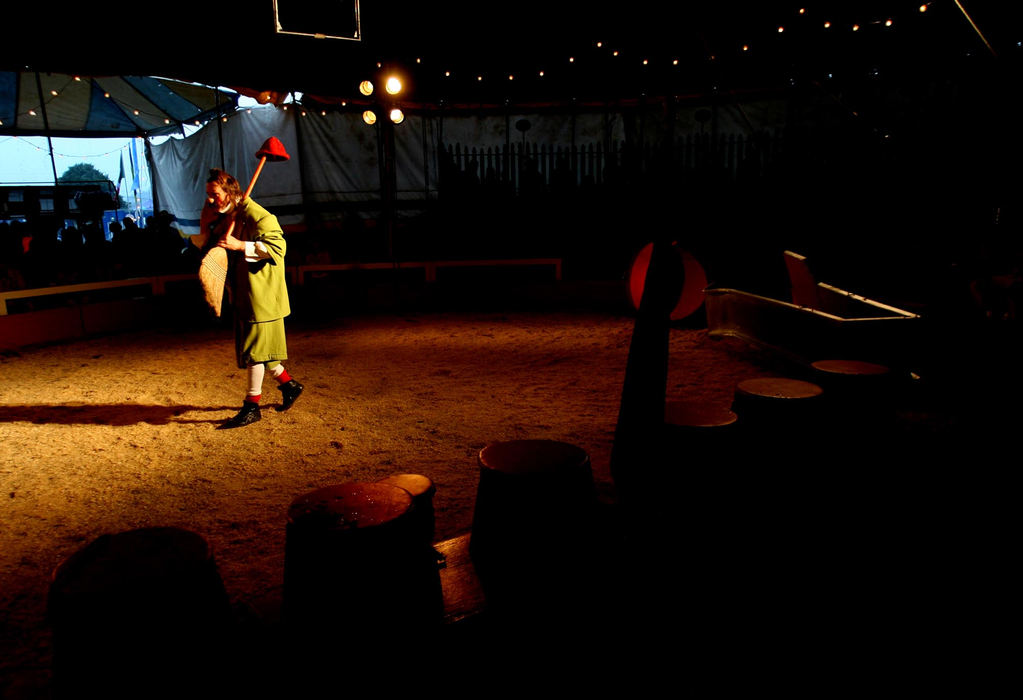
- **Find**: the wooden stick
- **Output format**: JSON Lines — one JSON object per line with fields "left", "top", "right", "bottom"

{"left": 243, "top": 156, "right": 268, "bottom": 199}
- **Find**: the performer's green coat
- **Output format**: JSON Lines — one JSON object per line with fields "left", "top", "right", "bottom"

{"left": 230, "top": 198, "right": 291, "bottom": 322}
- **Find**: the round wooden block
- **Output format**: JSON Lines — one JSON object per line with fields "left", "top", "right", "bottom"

{"left": 478, "top": 439, "right": 589, "bottom": 476}
{"left": 664, "top": 400, "right": 738, "bottom": 429}
{"left": 811, "top": 359, "right": 890, "bottom": 377}
{"left": 377, "top": 474, "right": 437, "bottom": 545}
{"left": 288, "top": 482, "right": 412, "bottom": 530}
{"left": 50, "top": 527, "right": 214, "bottom": 604}
{"left": 735, "top": 377, "right": 823, "bottom": 401}
{"left": 810, "top": 359, "right": 896, "bottom": 429}
{"left": 284, "top": 482, "right": 442, "bottom": 632}
{"left": 377, "top": 473, "right": 436, "bottom": 500}
{"left": 48, "top": 527, "right": 231, "bottom": 694}
{"left": 471, "top": 440, "right": 593, "bottom": 563}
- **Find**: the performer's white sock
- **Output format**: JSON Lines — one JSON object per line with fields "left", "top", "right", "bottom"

{"left": 270, "top": 364, "right": 291, "bottom": 383}
{"left": 247, "top": 363, "right": 265, "bottom": 401}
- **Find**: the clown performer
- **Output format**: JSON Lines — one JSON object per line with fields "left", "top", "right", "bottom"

{"left": 198, "top": 168, "right": 303, "bottom": 428}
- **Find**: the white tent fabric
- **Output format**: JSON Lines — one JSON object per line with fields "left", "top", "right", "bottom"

{"left": 148, "top": 99, "right": 776, "bottom": 237}
{"left": 150, "top": 108, "right": 304, "bottom": 234}
{"left": 152, "top": 106, "right": 443, "bottom": 235}
{"left": 294, "top": 108, "right": 382, "bottom": 204}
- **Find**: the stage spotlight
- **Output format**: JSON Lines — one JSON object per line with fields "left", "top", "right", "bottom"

{"left": 363, "top": 109, "right": 377, "bottom": 125}
{"left": 385, "top": 76, "right": 403, "bottom": 95}
{"left": 359, "top": 80, "right": 374, "bottom": 96}
{"left": 389, "top": 108, "right": 404, "bottom": 124}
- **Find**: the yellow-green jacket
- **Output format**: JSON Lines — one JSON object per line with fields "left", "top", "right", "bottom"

{"left": 230, "top": 198, "right": 290, "bottom": 322}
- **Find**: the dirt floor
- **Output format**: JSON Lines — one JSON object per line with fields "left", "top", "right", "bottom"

{"left": 1, "top": 299, "right": 793, "bottom": 694}
{"left": 3, "top": 283, "right": 1019, "bottom": 695}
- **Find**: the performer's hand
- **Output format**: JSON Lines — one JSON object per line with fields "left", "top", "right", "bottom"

{"left": 216, "top": 221, "right": 245, "bottom": 251}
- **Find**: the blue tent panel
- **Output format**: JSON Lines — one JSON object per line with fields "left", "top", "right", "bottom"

{"left": 85, "top": 81, "right": 140, "bottom": 133}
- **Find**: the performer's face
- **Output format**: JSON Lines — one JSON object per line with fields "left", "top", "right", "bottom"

{"left": 206, "top": 183, "right": 234, "bottom": 214}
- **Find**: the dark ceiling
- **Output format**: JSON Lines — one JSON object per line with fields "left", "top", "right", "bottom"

{"left": 3, "top": 1, "right": 1019, "bottom": 105}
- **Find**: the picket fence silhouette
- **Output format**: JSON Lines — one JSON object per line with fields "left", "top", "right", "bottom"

{"left": 440, "top": 131, "right": 784, "bottom": 196}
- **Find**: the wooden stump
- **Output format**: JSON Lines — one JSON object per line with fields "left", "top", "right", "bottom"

{"left": 47, "top": 526, "right": 232, "bottom": 698}
{"left": 663, "top": 400, "right": 738, "bottom": 447}
{"left": 732, "top": 377, "right": 825, "bottom": 444}
{"left": 469, "top": 440, "right": 596, "bottom": 619}
{"left": 376, "top": 473, "right": 437, "bottom": 547}
{"left": 283, "top": 482, "right": 444, "bottom": 645}
{"left": 811, "top": 359, "right": 895, "bottom": 435}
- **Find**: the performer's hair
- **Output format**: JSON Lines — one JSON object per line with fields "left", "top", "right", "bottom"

{"left": 207, "top": 168, "right": 242, "bottom": 199}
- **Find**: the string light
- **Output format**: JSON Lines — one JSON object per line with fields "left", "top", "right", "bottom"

{"left": 7, "top": 5, "right": 957, "bottom": 128}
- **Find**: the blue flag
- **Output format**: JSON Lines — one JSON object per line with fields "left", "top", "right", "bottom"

{"left": 129, "top": 139, "right": 141, "bottom": 192}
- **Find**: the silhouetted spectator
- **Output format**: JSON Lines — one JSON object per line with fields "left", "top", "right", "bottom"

{"left": 81, "top": 222, "right": 114, "bottom": 281}
{"left": 57, "top": 225, "right": 84, "bottom": 284}
{"left": 23, "top": 222, "right": 61, "bottom": 287}
{"left": 111, "top": 216, "right": 146, "bottom": 278}
{"left": 0, "top": 221, "right": 27, "bottom": 291}
{"left": 149, "top": 211, "right": 191, "bottom": 274}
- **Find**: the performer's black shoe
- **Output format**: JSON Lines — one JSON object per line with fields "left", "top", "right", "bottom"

{"left": 277, "top": 379, "right": 304, "bottom": 412}
{"left": 219, "top": 401, "right": 261, "bottom": 429}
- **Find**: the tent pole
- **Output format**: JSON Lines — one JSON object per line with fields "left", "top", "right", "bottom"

{"left": 145, "top": 140, "right": 160, "bottom": 215}
{"left": 291, "top": 104, "right": 312, "bottom": 233}
{"left": 33, "top": 72, "right": 59, "bottom": 184}
{"left": 214, "top": 86, "right": 226, "bottom": 170}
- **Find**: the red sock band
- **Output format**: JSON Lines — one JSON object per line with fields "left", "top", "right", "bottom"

{"left": 245, "top": 395, "right": 261, "bottom": 404}
{"left": 276, "top": 369, "right": 292, "bottom": 383}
